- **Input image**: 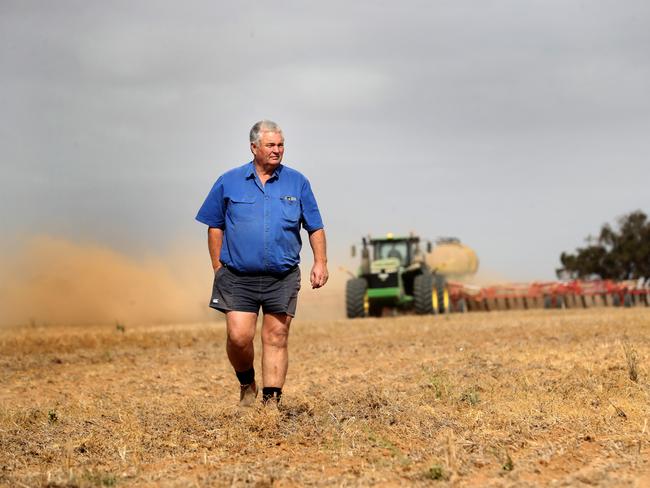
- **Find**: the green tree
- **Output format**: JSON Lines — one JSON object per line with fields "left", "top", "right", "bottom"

{"left": 557, "top": 210, "right": 650, "bottom": 280}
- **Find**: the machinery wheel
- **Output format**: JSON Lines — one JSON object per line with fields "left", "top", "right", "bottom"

{"left": 435, "top": 275, "right": 449, "bottom": 314}
{"left": 624, "top": 293, "right": 632, "bottom": 308}
{"left": 413, "top": 273, "right": 435, "bottom": 314}
{"left": 346, "top": 278, "right": 367, "bottom": 318}
{"left": 455, "top": 298, "right": 467, "bottom": 313}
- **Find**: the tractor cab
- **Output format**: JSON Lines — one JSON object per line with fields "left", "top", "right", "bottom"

{"left": 353, "top": 234, "right": 429, "bottom": 273}
{"left": 370, "top": 235, "right": 423, "bottom": 267}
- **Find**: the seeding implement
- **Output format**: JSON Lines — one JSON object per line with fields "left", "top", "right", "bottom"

{"left": 447, "top": 279, "right": 650, "bottom": 312}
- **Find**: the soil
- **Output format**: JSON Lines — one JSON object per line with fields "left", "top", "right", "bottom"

{"left": 2, "top": 308, "right": 650, "bottom": 486}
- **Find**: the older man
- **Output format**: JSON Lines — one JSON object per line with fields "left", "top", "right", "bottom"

{"left": 196, "top": 120, "right": 328, "bottom": 407}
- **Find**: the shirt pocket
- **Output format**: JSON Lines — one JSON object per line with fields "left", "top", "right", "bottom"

{"left": 227, "top": 196, "right": 256, "bottom": 222}
{"left": 280, "top": 198, "right": 301, "bottom": 222}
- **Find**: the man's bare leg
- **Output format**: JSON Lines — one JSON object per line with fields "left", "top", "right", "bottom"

{"left": 226, "top": 311, "right": 258, "bottom": 405}
{"left": 226, "top": 311, "right": 258, "bottom": 370}
{"left": 261, "top": 313, "right": 292, "bottom": 403}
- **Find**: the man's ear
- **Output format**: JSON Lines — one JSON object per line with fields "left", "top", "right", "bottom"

{"left": 250, "top": 142, "right": 257, "bottom": 155}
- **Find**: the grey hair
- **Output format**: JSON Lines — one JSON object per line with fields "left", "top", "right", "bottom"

{"left": 249, "top": 120, "right": 283, "bottom": 144}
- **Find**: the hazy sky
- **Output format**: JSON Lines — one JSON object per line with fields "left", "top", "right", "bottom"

{"left": 2, "top": 0, "right": 649, "bottom": 280}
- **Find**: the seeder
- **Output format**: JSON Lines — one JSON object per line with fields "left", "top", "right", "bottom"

{"left": 447, "top": 279, "right": 650, "bottom": 312}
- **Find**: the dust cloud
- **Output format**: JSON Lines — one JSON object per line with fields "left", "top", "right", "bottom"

{"left": 0, "top": 236, "right": 214, "bottom": 327}
{"left": 452, "top": 268, "right": 515, "bottom": 286}
{"left": 296, "top": 267, "right": 347, "bottom": 321}
{"left": 0, "top": 235, "right": 348, "bottom": 327}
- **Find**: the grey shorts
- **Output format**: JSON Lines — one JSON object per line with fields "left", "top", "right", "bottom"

{"left": 209, "top": 265, "right": 301, "bottom": 317}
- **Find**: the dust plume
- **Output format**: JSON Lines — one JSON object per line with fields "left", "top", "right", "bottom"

{"left": 0, "top": 236, "right": 214, "bottom": 327}
{"left": 296, "top": 267, "right": 348, "bottom": 321}
{"left": 453, "top": 268, "right": 515, "bottom": 286}
{"left": 0, "top": 235, "right": 350, "bottom": 327}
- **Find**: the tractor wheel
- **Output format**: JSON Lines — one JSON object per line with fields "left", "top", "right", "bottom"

{"left": 435, "top": 275, "right": 449, "bottom": 314}
{"left": 346, "top": 278, "right": 367, "bottom": 318}
{"left": 413, "top": 273, "right": 435, "bottom": 314}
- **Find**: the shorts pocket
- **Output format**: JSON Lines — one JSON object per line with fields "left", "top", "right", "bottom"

{"left": 214, "top": 266, "right": 225, "bottom": 281}
{"left": 210, "top": 266, "right": 233, "bottom": 310}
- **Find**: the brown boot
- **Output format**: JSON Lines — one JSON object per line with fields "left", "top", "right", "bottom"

{"left": 239, "top": 381, "right": 258, "bottom": 407}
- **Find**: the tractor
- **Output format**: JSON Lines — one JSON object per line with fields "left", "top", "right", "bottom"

{"left": 345, "top": 233, "right": 450, "bottom": 318}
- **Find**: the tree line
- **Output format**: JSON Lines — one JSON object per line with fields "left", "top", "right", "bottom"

{"left": 557, "top": 210, "right": 650, "bottom": 280}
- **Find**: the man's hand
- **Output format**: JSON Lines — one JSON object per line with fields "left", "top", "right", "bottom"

{"left": 310, "top": 261, "right": 329, "bottom": 289}
{"left": 308, "top": 229, "right": 328, "bottom": 288}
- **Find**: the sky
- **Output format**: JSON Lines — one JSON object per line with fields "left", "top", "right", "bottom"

{"left": 2, "top": 0, "right": 649, "bottom": 281}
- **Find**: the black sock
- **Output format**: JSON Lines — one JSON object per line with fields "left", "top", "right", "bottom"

{"left": 235, "top": 367, "right": 255, "bottom": 386}
{"left": 262, "top": 387, "right": 282, "bottom": 403}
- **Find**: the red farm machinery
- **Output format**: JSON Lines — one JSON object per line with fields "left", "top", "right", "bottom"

{"left": 448, "top": 279, "right": 650, "bottom": 313}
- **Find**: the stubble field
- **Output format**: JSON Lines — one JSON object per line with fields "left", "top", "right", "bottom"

{"left": 2, "top": 308, "right": 650, "bottom": 487}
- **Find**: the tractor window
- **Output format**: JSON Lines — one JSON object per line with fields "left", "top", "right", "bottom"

{"left": 374, "top": 241, "right": 409, "bottom": 266}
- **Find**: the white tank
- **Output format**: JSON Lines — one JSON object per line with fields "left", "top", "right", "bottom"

{"left": 426, "top": 239, "right": 479, "bottom": 277}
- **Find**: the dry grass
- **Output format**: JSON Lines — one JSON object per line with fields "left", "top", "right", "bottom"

{"left": 2, "top": 309, "right": 650, "bottom": 486}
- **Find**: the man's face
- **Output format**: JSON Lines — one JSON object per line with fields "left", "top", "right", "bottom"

{"left": 251, "top": 131, "right": 284, "bottom": 167}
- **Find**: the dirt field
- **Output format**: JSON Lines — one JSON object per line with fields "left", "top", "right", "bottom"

{"left": 2, "top": 308, "right": 650, "bottom": 487}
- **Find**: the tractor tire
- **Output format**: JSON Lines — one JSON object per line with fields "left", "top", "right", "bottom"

{"left": 413, "top": 273, "right": 435, "bottom": 314}
{"left": 435, "top": 275, "right": 449, "bottom": 314}
{"left": 346, "top": 278, "right": 367, "bottom": 318}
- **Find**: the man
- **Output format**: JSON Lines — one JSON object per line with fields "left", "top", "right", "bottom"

{"left": 196, "top": 120, "right": 328, "bottom": 407}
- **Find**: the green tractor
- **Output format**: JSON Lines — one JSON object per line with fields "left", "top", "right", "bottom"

{"left": 345, "top": 234, "right": 450, "bottom": 318}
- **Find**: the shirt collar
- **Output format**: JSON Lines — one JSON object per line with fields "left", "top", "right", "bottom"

{"left": 245, "top": 161, "right": 283, "bottom": 180}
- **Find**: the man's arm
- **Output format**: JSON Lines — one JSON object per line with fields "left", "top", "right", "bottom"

{"left": 208, "top": 227, "right": 224, "bottom": 271}
{"left": 308, "top": 228, "right": 328, "bottom": 288}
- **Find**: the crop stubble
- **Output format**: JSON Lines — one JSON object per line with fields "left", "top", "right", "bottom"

{"left": 1, "top": 309, "right": 650, "bottom": 486}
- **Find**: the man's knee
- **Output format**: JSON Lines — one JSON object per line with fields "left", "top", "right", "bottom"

{"left": 263, "top": 330, "right": 288, "bottom": 348}
{"left": 227, "top": 330, "right": 254, "bottom": 349}
{"left": 226, "top": 312, "right": 257, "bottom": 349}
{"left": 262, "top": 318, "right": 290, "bottom": 348}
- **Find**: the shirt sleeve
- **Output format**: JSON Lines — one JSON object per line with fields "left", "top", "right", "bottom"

{"left": 300, "top": 177, "right": 324, "bottom": 232}
{"left": 195, "top": 176, "right": 226, "bottom": 228}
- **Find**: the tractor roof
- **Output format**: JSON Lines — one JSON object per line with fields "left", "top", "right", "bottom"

{"left": 369, "top": 234, "right": 420, "bottom": 243}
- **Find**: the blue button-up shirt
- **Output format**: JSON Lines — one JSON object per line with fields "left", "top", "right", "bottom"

{"left": 196, "top": 162, "right": 324, "bottom": 274}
